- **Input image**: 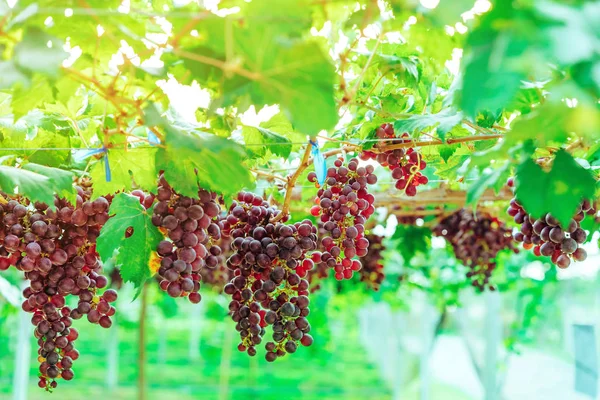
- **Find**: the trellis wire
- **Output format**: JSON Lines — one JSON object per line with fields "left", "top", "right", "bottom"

{"left": 255, "top": 178, "right": 480, "bottom": 189}
{"left": 0, "top": 134, "right": 502, "bottom": 152}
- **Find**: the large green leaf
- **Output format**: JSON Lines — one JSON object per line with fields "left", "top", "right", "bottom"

{"left": 426, "top": 0, "right": 476, "bottom": 27}
{"left": 392, "top": 224, "right": 431, "bottom": 263}
{"left": 0, "top": 127, "right": 70, "bottom": 167}
{"left": 183, "top": 17, "right": 337, "bottom": 134}
{"left": 393, "top": 108, "right": 462, "bottom": 141}
{"left": 90, "top": 148, "right": 157, "bottom": 199}
{"left": 144, "top": 104, "right": 254, "bottom": 196}
{"left": 0, "top": 165, "right": 54, "bottom": 205}
{"left": 242, "top": 126, "right": 293, "bottom": 159}
{"left": 459, "top": 0, "right": 533, "bottom": 117}
{"left": 504, "top": 103, "right": 570, "bottom": 148}
{"left": 10, "top": 75, "right": 53, "bottom": 120}
{"left": 536, "top": 2, "right": 600, "bottom": 65}
{"left": 242, "top": 0, "right": 313, "bottom": 37}
{"left": 466, "top": 161, "right": 510, "bottom": 206}
{"left": 97, "top": 193, "right": 163, "bottom": 291}
{"left": 515, "top": 150, "right": 596, "bottom": 227}
{"left": 21, "top": 163, "right": 76, "bottom": 204}
{"left": 156, "top": 129, "right": 254, "bottom": 197}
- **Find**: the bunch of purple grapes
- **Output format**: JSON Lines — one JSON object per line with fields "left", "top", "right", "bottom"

{"left": 433, "top": 209, "right": 516, "bottom": 291}
{"left": 507, "top": 180, "right": 592, "bottom": 268}
{"left": 358, "top": 233, "right": 386, "bottom": 291}
{"left": 152, "top": 174, "right": 223, "bottom": 303}
{"left": 222, "top": 192, "right": 315, "bottom": 361}
{"left": 0, "top": 181, "right": 117, "bottom": 390}
{"left": 308, "top": 158, "right": 376, "bottom": 280}
{"left": 359, "top": 124, "right": 428, "bottom": 196}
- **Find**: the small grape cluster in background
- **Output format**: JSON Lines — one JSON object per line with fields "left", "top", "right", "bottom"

{"left": 433, "top": 209, "right": 517, "bottom": 291}
{"left": 360, "top": 123, "right": 428, "bottom": 196}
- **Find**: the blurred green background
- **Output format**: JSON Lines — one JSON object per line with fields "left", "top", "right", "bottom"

{"left": 2, "top": 253, "right": 600, "bottom": 400}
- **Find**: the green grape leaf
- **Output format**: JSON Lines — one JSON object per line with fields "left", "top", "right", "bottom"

{"left": 97, "top": 193, "right": 163, "bottom": 291}
{"left": 466, "top": 161, "right": 510, "bottom": 206}
{"left": 393, "top": 108, "right": 462, "bottom": 141}
{"left": 504, "top": 103, "right": 570, "bottom": 148}
{"left": 13, "top": 28, "right": 68, "bottom": 77}
{"left": 459, "top": 0, "right": 531, "bottom": 117}
{"left": 0, "top": 165, "right": 54, "bottom": 206}
{"left": 242, "top": 126, "right": 292, "bottom": 159}
{"left": 0, "top": 128, "right": 70, "bottom": 167}
{"left": 11, "top": 76, "right": 53, "bottom": 120}
{"left": 90, "top": 148, "right": 158, "bottom": 199}
{"left": 439, "top": 144, "right": 460, "bottom": 163}
{"left": 426, "top": 0, "right": 476, "bottom": 27}
{"left": 183, "top": 18, "right": 337, "bottom": 134}
{"left": 392, "top": 224, "right": 431, "bottom": 263}
{"left": 242, "top": 0, "right": 313, "bottom": 37}
{"left": 537, "top": 2, "right": 600, "bottom": 65}
{"left": 21, "top": 163, "right": 76, "bottom": 204}
{"left": 515, "top": 150, "right": 596, "bottom": 227}
{"left": 156, "top": 128, "right": 254, "bottom": 197}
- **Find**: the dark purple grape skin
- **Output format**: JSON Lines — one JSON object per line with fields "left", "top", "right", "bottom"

{"left": 549, "top": 227, "right": 564, "bottom": 243}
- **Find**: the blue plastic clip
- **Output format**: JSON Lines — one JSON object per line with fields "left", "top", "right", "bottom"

{"left": 147, "top": 129, "right": 161, "bottom": 145}
{"left": 309, "top": 140, "right": 326, "bottom": 187}
{"left": 73, "top": 147, "right": 111, "bottom": 182}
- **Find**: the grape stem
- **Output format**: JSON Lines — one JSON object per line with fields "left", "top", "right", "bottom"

{"left": 270, "top": 141, "right": 315, "bottom": 223}
{"left": 137, "top": 284, "right": 148, "bottom": 400}
{"left": 251, "top": 169, "right": 287, "bottom": 182}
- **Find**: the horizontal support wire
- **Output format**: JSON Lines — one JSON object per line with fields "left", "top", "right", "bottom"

{"left": 0, "top": 134, "right": 502, "bottom": 152}
{"left": 254, "top": 178, "right": 480, "bottom": 189}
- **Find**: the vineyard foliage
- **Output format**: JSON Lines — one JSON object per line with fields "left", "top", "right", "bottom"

{"left": 0, "top": 0, "right": 599, "bottom": 386}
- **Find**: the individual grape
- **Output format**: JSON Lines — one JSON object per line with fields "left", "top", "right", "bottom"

{"left": 573, "top": 248, "right": 587, "bottom": 261}
{"left": 556, "top": 254, "right": 571, "bottom": 269}
{"left": 561, "top": 238, "right": 578, "bottom": 254}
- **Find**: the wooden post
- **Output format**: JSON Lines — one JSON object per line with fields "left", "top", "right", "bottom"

{"left": 106, "top": 316, "right": 119, "bottom": 391}
{"left": 13, "top": 301, "right": 31, "bottom": 400}
{"left": 188, "top": 304, "right": 202, "bottom": 362}
{"left": 484, "top": 291, "right": 501, "bottom": 400}
{"left": 218, "top": 324, "right": 233, "bottom": 400}
{"left": 157, "top": 319, "right": 167, "bottom": 365}
{"left": 138, "top": 285, "right": 148, "bottom": 400}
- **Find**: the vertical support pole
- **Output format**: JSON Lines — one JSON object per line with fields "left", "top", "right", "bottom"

{"left": 419, "top": 306, "right": 432, "bottom": 400}
{"left": 137, "top": 285, "right": 148, "bottom": 400}
{"left": 392, "top": 311, "right": 405, "bottom": 400}
{"left": 189, "top": 304, "right": 202, "bottom": 362}
{"left": 218, "top": 324, "right": 233, "bottom": 400}
{"left": 157, "top": 320, "right": 167, "bottom": 365}
{"left": 13, "top": 302, "right": 31, "bottom": 400}
{"left": 106, "top": 316, "right": 119, "bottom": 391}
{"left": 484, "top": 290, "right": 501, "bottom": 400}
